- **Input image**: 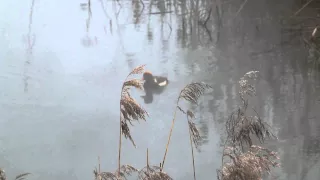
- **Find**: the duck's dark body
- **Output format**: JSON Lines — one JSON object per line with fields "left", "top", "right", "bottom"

{"left": 141, "top": 72, "right": 169, "bottom": 104}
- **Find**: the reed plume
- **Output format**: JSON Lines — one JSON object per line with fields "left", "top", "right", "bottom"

{"left": 218, "top": 71, "right": 280, "bottom": 180}
{"left": 226, "top": 105, "right": 276, "bottom": 150}
{"left": 186, "top": 110, "right": 201, "bottom": 180}
{"left": 161, "top": 82, "right": 212, "bottom": 180}
{"left": 117, "top": 64, "right": 148, "bottom": 178}
{"left": 94, "top": 165, "right": 138, "bottom": 180}
{"left": 138, "top": 166, "right": 172, "bottom": 180}
{"left": 138, "top": 149, "right": 173, "bottom": 180}
{"left": 227, "top": 71, "right": 276, "bottom": 149}
{"left": 217, "top": 145, "right": 280, "bottom": 180}
{"left": 94, "top": 156, "right": 138, "bottom": 180}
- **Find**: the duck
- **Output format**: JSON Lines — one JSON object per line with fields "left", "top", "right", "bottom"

{"left": 141, "top": 71, "right": 169, "bottom": 104}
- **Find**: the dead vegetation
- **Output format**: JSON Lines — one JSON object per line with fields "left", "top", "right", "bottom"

{"left": 161, "top": 82, "right": 213, "bottom": 180}
{"left": 138, "top": 149, "right": 172, "bottom": 180}
{"left": 117, "top": 64, "right": 148, "bottom": 178}
{"left": 92, "top": 66, "right": 280, "bottom": 180}
{"left": 0, "top": 69, "right": 281, "bottom": 180}
{"left": 0, "top": 169, "right": 30, "bottom": 180}
{"left": 217, "top": 146, "right": 279, "bottom": 180}
{"left": 93, "top": 65, "right": 212, "bottom": 180}
{"left": 227, "top": 71, "right": 277, "bottom": 150}
{"left": 92, "top": 66, "right": 281, "bottom": 180}
{"left": 217, "top": 71, "right": 280, "bottom": 180}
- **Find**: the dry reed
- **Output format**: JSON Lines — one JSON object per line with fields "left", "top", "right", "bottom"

{"left": 161, "top": 82, "right": 212, "bottom": 180}
{"left": 217, "top": 145, "right": 279, "bottom": 180}
{"left": 93, "top": 66, "right": 280, "bottom": 180}
{"left": 137, "top": 149, "right": 172, "bottom": 180}
{"left": 94, "top": 164, "right": 138, "bottom": 180}
{"left": 138, "top": 166, "right": 172, "bottom": 180}
{"left": 118, "top": 64, "right": 148, "bottom": 177}
{"left": 226, "top": 105, "right": 276, "bottom": 150}
{"left": 94, "top": 156, "right": 138, "bottom": 180}
{"left": 217, "top": 71, "right": 280, "bottom": 180}
{"left": 96, "top": 67, "right": 210, "bottom": 180}
{"left": 186, "top": 110, "right": 201, "bottom": 180}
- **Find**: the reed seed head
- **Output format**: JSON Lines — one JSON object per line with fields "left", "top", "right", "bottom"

{"left": 129, "top": 64, "right": 146, "bottom": 76}
{"left": 226, "top": 107, "right": 276, "bottom": 149}
{"left": 218, "top": 145, "right": 280, "bottom": 180}
{"left": 138, "top": 165, "right": 173, "bottom": 180}
{"left": 239, "top": 71, "right": 259, "bottom": 101}
{"left": 123, "top": 79, "right": 143, "bottom": 91}
{"left": 179, "top": 82, "right": 212, "bottom": 104}
{"left": 186, "top": 110, "right": 202, "bottom": 150}
{"left": 120, "top": 64, "right": 148, "bottom": 147}
{"left": 94, "top": 165, "right": 138, "bottom": 180}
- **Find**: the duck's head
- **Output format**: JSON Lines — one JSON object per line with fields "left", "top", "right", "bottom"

{"left": 142, "top": 71, "right": 154, "bottom": 82}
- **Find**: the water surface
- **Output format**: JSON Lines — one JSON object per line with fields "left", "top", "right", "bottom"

{"left": 1, "top": 0, "right": 320, "bottom": 180}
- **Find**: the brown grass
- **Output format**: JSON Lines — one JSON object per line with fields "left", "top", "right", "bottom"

{"left": 217, "top": 71, "right": 280, "bottom": 180}
{"left": 94, "top": 164, "right": 138, "bottom": 180}
{"left": 138, "top": 149, "right": 172, "bottom": 180}
{"left": 217, "top": 145, "right": 279, "bottom": 180}
{"left": 161, "top": 82, "right": 212, "bottom": 180}
{"left": 2, "top": 66, "right": 282, "bottom": 180}
{"left": 93, "top": 64, "right": 174, "bottom": 180}
{"left": 138, "top": 166, "right": 172, "bottom": 180}
{"left": 92, "top": 65, "right": 212, "bottom": 180}
{"left": 118, "top": 64, "right": 148, "bottom": 177}
{"left": 226, "top": 108, "right": 276, "bottom": 150}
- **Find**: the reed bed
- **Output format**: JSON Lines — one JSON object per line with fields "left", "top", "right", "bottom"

{"left": 92, "top": 66, "right": 279, "bottom": 180}
{"left": 0, "top": 68, "right": 281, "bottom": 180}
{"left": 94, "top": 64, "right": 212, "bottom": 180}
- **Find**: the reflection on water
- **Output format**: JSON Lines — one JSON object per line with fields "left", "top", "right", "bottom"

{"left": 23, "top": 0, "right": 36, "bottom": 93}
{"left": 0, "top": 0, "right": 320, "bottom": 179}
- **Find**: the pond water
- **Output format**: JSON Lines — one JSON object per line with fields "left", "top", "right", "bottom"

{"left": 1, "top": 0, "right": 320, "bottom": 180}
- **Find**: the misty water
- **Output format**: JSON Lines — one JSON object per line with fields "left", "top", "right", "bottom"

{"left": 1, "top": 0, "right": 320, "bottom": 180}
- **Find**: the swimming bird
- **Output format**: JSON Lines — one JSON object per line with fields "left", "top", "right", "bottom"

{"left": 141, "top": 71, "right": 169, "bottom": 104}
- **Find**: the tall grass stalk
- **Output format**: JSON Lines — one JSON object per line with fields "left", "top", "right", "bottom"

{"left": 217, "top": 71, "right": 279, "bottom": 180}
{"left": 161, "top": 82, "right": 212, "bottom": 179}
{"left": 117, "top": 64, "right": 148, "bottom": 177}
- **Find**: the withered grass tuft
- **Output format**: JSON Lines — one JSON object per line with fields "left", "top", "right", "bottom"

{"left": 217, "top": 71, "right": 280, "bottom": 180}
{"left": 117, "top": 64, "right": 148, "bottom": 177}
{"left": 217, "top": 145, "right": 280, "bottom": 180}
{"left": 227, "top": 71, "right": 277, "bottom": 150}
{"left": 138, "top": 149, "right": 173, "bottom": 180}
